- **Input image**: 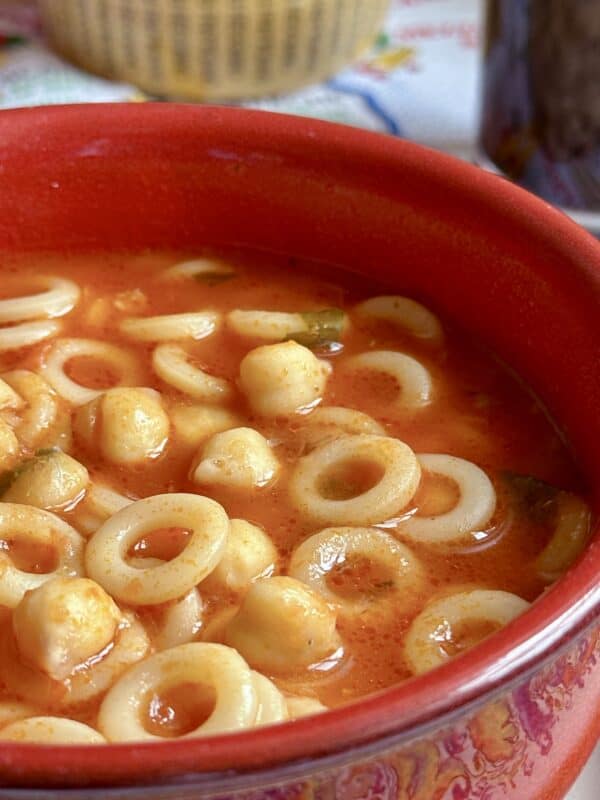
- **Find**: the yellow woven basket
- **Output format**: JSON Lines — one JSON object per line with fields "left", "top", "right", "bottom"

{"left": 39, "top": 0, "right": 390, "bottom": 101}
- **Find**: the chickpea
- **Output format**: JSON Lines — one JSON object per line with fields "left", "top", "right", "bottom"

{"left": 239, "top": 341, "right": 331, "bottom": 417}
{"left": 170, "top": 404, "right": 240, "bottom": 448}
{"left": 75, "top": 388, "right": 169, "bottom": 464}
{"left": 202, "top": 519, "right": 278, "bottom": 594}
{"left": 192, "top": 427, "right": 279, "bottom": 489}
{"left": 3, "top": 450, "right": 88, "bottom": 510}
{"left": 13, "top": 576, "right": 122, "bottom": 681}
{"left": 225, "top": 576, "right": 341, "bottom": 672}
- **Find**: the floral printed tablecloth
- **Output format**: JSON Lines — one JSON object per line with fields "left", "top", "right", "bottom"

{"left": 0, "top": 1, "right": 596, "bottom": 796}
{"left": 0, "top": 0, "right": 481, "bottom": 160}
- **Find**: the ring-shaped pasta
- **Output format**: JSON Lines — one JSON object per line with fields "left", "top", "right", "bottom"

{"left": 252, "top": 671, "right": 288, "bottom": 726}
{"left": 85, "top": 493, "right": 228, "bottom": 605}
{"left": 74, "top": 482, "right": 133, "bottom": 537}
{"left": 0, "top": 717, "right": 105, "bottom": 744}
{"left": 0, "top": 277, "right": 80, "bottom": 323}
{"left": 153, "top": 584, "right": 205, "bottom": 651}
{"left": 162, "top": 258, "right": 235, "bottom": 281}
{"left": 226, "top": 309, "right": 346, "bottom": 343}
{"left": 342, "top": 351, "right": 433, "bottom": 410}
{"left": 289, "top": 435, "right": 421, "bottom": 526}
{"left": 153, "top": 343, "right": 231, "bottom": 402}
{"left": 0, "top": 420, "right": 18, "bottom": 470}
{"left": 120, "top": 312, "right": 220, "bottom": 342}
{"left": 41, "top": 338, "right": 143, "bottom": 406}
{"left": 0, "top": 320, "right": 61, "bottom": 352}
{"left": 404, "top": 589, "right": 530, "bottom": 675}
{"left": 0, "top": 611, "right": 149, "bottom": 709}
{"left": 97, "top": 642, "right": 257, "bottom": 742}
{"left": 355, "top": 296, "right": 443, "bottom": 343}
{"left": 302, "top": 406, "right": 385, "bottom": 450}
{"left": 288, "top": 527, "right": 425, "bottom": 617}
{"left": 399, "top": 454, "right": 497, "bottom": 544}
{"left": 1, "top": 369, "right": 64, "bottom": 449}
{"left": 535, "top": 492, "right": 592, "bottom": 582}
{"left": 0, "top": 378, "right": 24, "bottom": 411}
{"left": 0, "top": 504, "right": 84, "bottom": 608}
{"left": 0, "top": 700, "right": 40, "bottom": 729}
{"left": 285, "top": 695, "right": 328, "bottom": 719}
{"left": 63, "top": 612, "right": 150, "bottom": 707}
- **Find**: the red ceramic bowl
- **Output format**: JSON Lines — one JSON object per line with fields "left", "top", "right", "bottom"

{"left": 0, "top": 105, "right": 598, "bottom": 799}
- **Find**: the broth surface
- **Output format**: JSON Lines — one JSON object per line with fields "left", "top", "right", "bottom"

{"left": 0, "top": 250, "right": 590, "bottom": 740}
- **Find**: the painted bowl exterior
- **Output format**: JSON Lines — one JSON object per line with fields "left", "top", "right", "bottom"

{"left": 0, "top": 105, "right": 597, "bottom": 799}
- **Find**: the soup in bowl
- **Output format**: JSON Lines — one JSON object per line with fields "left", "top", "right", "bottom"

{"left": 0, "top": 105, "right": 596, "bottom": 799}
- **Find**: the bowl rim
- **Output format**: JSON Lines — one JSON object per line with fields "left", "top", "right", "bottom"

{"left": 0, "top": 103, "right": 598, "bottom": 787}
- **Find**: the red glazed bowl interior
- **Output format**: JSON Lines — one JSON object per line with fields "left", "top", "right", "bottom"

{"left": 0, "top": 104, "right": 598, "bottom": 790}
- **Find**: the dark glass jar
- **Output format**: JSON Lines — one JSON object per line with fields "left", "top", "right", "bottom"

{"left": 480, "top": 0, "right": 600, "bottom": 211}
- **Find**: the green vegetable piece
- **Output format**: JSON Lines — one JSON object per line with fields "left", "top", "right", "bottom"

{"left": 535, "top": 492, "right": 591, "bottom": 581}
{"left": 0, "top": 448, "right": 61, "bottom": 497}
{"left": 287, "top": 308, "right": 345, "bottom": 350}
{"left": 501, "top": 471, "right": 559, "bottom": 524}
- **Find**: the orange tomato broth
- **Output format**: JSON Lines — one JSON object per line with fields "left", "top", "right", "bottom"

{"left": 0, "top": 250, "right": 588, "bottom": 723}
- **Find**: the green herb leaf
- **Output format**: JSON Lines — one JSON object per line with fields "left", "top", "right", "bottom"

{"left": 287, "top": 308, "right": 345, "bottom": 351}
{"left": 0, "top": 449, "right": 61, "bottom": 498}
{"left": 501, "top": 471, "right": 559, "bottom": 524}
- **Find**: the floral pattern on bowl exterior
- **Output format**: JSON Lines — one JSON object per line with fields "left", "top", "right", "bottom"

{"left": 207, "top": 626, "right": 600, "bottom": 800}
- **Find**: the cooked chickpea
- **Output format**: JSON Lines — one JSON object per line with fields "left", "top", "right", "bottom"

{"left": 75, "top": 387, "right": 169, "bottom": 464}
{"left": 239, "top": 341, "right": 331, "bottom": 417}
{"left": 202, "top": 519, "right": 278, "bottom": 594}
{"left": 225, "top": 576, "right": 341, "bottom": 672}
{"left": 192, "top": 427, "right": 279, "bottom": 489}
{"left": 13, "top": 576, "right": 122, "bottom": 681}
{"left": 3, "top": 450, "right": 89, "bottom": 510}
{"left": 170, "top": 404, "right": 241, "bottom": 448}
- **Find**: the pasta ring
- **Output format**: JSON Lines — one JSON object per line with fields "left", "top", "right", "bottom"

{"left": 302, "top": 406, "right": 385, "bottom": 450}
{"left": 0, "top": 700, "right": 40, "bottom": 729}
{"left": 41, "top": 338, "right": 143, "bottom": 406}
{"left": 0, "top": 320, "right": 61, "bottom": 352}
{"left": 0, "top": 277, "right": 80, "bottom": 323}
{"left": 1, "top": 369, "right": 65, "bottom": 449}
{"left": 63, "top": 612, "right": 150, "bottom": 707}
{"left": 0, "top": 377, "right": 23, "bottom": 411}
{"left": 355, "top": 296, "right": 443, "bottom": 342}
{"left": 97, "top": 642, "right": 257, "bottom": 741}
{"left": 288, "top": 527, "right": 425, "bottom": 617}
{"left": 342, "top": 351, "right": 433, "bottom": 411}
{"left": 163, "top": 258, "right": 235, "bottom": 281}
{"left": 0, "top": 504, "right": 84, "bottom": 608}
{"left": 285, "top": 695, "right": 328, "bottom": 719}
{"left": 153, "top": 585, "right": 205, "bottom": 651}
{"left": 0, "top": 717, "right": 105, "bottom": 743}
{"left": 252, "top": 671, "right": 288, "bottom": 726}
{"left": 120, "top": 312, "right": 220, "bottom": 342}
{"left": 74, "top": 482, "right": 133, "bottom": 537}
{"left": 0, "top": 611, "right": 149, "bottom": 709}
{"left": 289, "top": 435, "right": 421, "bottom": 526}
{"left": 399, "top": 454, "right": 497, "bottom": 543}
{"left": 153, "top": 343, "right": 231, "bottom": 401}
{"left": 85, "top": 493, "right": 228, "bottom": 605}
{"left": 404, "top": 589, "right": 529, "bottom": 675}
